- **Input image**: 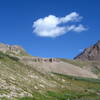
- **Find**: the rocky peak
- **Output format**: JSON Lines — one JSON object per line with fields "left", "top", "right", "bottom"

{"left": 74, "top": 40, "right": 100, "bottom": 61}
{"left": 0, "top": 43, "right": 60, "bottom": 63}
{"left": 0, "top": 43, "right": 26, "bottom": 55}
{"left": 95, "top": 40, "right": 100, "bottom": 48}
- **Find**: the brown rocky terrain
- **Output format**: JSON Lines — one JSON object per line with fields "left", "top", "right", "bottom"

{"left": 0, "top": 43, "right": 97, "bottom": 78}
{"left": 74, "top": 40, "right": 100, "bottom": 61}
{"left": 0, "top": 43, "right": 60, "bottom": 63}
{"left": 0, "top": 42, "right": 100, "bottom": 100}
{"left": 0, "top": 43, "right": 26, "bottom": 56}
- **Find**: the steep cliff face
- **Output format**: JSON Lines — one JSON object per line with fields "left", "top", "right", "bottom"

{"left": 74, "top": 40, "right": 100, "bottom": 61}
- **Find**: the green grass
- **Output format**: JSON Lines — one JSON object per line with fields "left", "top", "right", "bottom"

{"left": 18, "top": 97, "right": 34, "bottom": 100}
{"left": 0, "top": 52, "right": 100, "bottom": 100}
{"left": 0, "top": 51, "right": 19, "bottom": 61}
{"left": 53, "top": 72, "right": 100, "bottom": 84}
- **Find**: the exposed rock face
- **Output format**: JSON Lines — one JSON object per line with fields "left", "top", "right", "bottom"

{"left": 74, "top": 40, "right": 100, "bottom": 61}
{"left": 0, "top": 43, "right": 26, "bottom": 55}
{"left": 0, "top": 43, "right": 59, "bottom": 63}
{"left": 21, "top": 56, "right": 60, "bottom": 63}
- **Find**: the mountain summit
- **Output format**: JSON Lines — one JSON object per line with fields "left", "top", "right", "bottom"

{"left": 74, "top": 40, "right": 100, "bottom": 61}
{"left": 0, "top": 43, "right": 27, "bottom": 56}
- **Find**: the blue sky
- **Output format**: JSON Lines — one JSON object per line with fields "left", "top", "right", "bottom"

{"left": 0, "top": 0, "right": 100, "bottom": 59}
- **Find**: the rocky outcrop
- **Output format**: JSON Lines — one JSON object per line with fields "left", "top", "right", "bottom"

{"left": 21, "top": 56, "right": 60, "bottom": 63}
{"left": 74, "top": 40, "right": 100, "bottom": 61}
{"left": 0, "top": 43, "right": 60, "bottom": 63}
{"left": 0, "top": 43, "right": 26, "bottom": 55}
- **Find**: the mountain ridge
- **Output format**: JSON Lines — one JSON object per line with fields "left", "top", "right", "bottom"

{"left": 74, "top": 40, "right": 100, "bottom": 61}
{"left": 0, "top": 42, "right": 100, "bottom": 100}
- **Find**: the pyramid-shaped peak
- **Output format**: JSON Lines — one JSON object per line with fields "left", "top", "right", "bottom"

{"left": 74, "top": 40, "right": 100, "bottom": 61}
{"left": 95, "top": 40, "right": 100, "bottom": 46}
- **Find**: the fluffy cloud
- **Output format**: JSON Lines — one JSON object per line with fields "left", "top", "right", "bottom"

{"left": 33, "top": 12, "right": 87, "bottom": 37}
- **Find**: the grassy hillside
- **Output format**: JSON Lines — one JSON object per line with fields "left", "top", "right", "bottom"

{"left": 59, "top": 58, "right": 90, "bottom": 68}
{"left": 60, "top": 58, "right": 100, "bottom": 78}
{"left": 0, "top": 52, "right": 100, "bottom": 100}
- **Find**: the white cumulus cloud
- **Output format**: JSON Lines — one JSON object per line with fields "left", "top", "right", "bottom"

{"left": 33, "top": 12, "right": 87, "bottom": 38}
